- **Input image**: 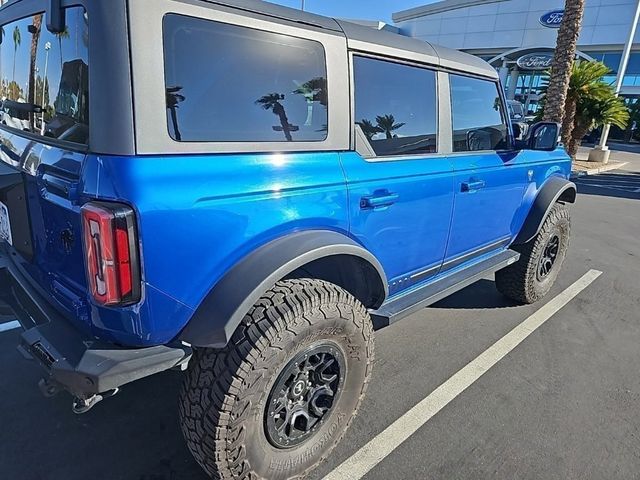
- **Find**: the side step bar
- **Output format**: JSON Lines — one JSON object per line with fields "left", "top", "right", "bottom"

{"left": 371, "top": 249, "right": 520, "bottom": 329}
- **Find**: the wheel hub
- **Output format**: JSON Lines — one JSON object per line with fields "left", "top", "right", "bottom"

{"left": 538, "top": 233, "right": 561, "bottom": 280}
{"left": 265, "top": 343, "right": 345, "bottom": 449}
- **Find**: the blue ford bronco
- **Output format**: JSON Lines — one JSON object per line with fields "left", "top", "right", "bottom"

{"left": 0, "top": 0, "right": 576, "bottom": 478}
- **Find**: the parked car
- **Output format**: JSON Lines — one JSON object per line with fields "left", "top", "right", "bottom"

{"left": 0, "top": 99, "right": 33, "bottom": 131}
{"left": 0, "top": 1, "right": 575, "bottom": 479}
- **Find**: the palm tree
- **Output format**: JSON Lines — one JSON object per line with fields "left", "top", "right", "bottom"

{"left": 55, "top": 26, "right": 69, "bottom": 70}
{"left": 357, "top": 119, "right": 382, "bottom": 140}
{"left": 12, "top": 25, "right": 21, "bottom": 85}
{"left": 166, "top": 86, "right": 185, "bottom": 141}
{"left": 567, "top": 88, "right": 628, "bottom": 158}
{"left": 255, "top": 93, "right": 298, "bottom": 142}
{"left": 28, "top": 14, "right": 43, "bottom": 131}
{"left": 543, "top": 0, "right": 587, "bottom": 142}
{"left": 375, "top": 114, "right": 405, "bottom": 139}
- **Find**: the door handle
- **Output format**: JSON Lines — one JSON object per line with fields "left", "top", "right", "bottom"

{"left": 360, "top": 192, "right": 399, "bottom": 209}
{"left": 461, "top": 179, "right": 486, "bottom": 192}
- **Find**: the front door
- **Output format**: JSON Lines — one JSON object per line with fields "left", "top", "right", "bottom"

{"left": 342, "top": 56, "right": 454, "bottom": 297}
{"left": 445, "top": 74, "right": 527, "bottom": 268}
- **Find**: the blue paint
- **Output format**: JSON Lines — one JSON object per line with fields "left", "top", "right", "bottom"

{"left": 1, "top": 118, "right": 571, "bottom": 347}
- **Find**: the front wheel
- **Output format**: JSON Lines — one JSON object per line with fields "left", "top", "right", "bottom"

{"left": 179, "top": 279, "right": 374, "bottom": 480}
{"left": 496, "top": 202, "right": 571, "bottom": 304}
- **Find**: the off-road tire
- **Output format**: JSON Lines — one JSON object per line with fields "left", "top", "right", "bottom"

{"left": 496, "top": 202, "right": 571, "bottom": 304}
{"left": 179, "top": 279, "right": 374, "bottom": 480}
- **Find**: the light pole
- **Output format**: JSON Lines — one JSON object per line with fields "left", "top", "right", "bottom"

{"left": 301, "top": 0, "right": 305, "bottom": 11}
{"left": 41, "top": 41, "right": 51, "bottom": 135}
{"left": 589, "top": 0, "right": 640, "bottom": 163}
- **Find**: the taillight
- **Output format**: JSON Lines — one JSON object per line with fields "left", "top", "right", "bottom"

{"left": 81, "top": 202, "right": 141, "bottom": 306}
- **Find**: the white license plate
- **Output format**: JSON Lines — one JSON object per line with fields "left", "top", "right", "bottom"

{"left": 0, "top": 201, "right": 12, "bottom": 246}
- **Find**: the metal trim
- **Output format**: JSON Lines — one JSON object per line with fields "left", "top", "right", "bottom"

{"left": 442, "top": 236, "right": 511, "bottom": 271}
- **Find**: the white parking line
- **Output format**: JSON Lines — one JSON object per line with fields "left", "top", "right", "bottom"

{"left": 0, "top": 320, "right": 20, "bottom": 333}
{"left": 324, "top": 269, "right": 603, "bottom": 480}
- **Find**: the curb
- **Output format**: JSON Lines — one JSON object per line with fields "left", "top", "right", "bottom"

{"left": 571, "top": 161, "right": 628, "bottom": 177}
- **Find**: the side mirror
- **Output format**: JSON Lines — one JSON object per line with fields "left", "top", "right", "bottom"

{"left": 527, "top": 122, "right": 560, "bottom": 151}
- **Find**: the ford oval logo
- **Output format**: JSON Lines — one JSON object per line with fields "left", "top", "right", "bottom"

{"left": 540, "top": 10, "right": 564, "bottom": 28}
{"left": 517, "top": 53, "right": 554, "bottom": 71}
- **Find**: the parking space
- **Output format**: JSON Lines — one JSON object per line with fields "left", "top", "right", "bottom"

{"left": 2, "top": 164, "right": 640, "bottom": 480}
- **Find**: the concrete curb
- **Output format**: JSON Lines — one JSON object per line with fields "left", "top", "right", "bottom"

{"left": 571, "top": 161, "right": 628, "bottom": 176}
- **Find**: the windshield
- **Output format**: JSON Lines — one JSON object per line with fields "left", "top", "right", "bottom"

{"left": 0, "top": 7, "right": 89, "bottom": 145}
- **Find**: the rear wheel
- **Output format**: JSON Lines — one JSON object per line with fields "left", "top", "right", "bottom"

{"left": 496, "top": 202, "right": 571, "bottom": 304}
{"left": 179, "top": 279, "right": 374, "bottom": 480}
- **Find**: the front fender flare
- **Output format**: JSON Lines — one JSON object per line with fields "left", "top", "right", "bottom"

{"left": 179, "top": 230, "right": 388, "bottom": 348}
{"left": 514, "top": 176, "right": 576, "bottom": 245}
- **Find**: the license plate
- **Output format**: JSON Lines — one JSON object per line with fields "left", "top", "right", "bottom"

{"left": 0, "top": 201, "right": 12, "bottom": 246}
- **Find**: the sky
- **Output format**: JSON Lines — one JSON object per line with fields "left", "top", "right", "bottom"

{"left": 266, "top": 0, "right": 433, "bottom": 23}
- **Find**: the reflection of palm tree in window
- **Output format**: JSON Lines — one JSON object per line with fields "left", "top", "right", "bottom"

{"left": 28, "top": 14, "right": 43, "bottom": 131}
{"left": 12, "top": 25, "right": 21, "bottom": 86}
{"left": 357, "top": 118, "right": 382, "bottom": 140}
{"left": 255, "top": 93, "right": 299, "bottom": 142}
{"left": 376, "top": 114, "right": 405, "bottom": 139}
{"left": 293, "top": 77, "right": 327, "bottom": 126}
{"left": 166, "top": 86, "right": 185, "bottom": 141}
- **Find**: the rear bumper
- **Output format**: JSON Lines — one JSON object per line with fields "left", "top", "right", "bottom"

{"left": 0, "top": 246, "right": 191, "bottom": 398}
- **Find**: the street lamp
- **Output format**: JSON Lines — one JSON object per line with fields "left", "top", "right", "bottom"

{"left": 301, "top": 0, "right": 305, "bottom": 11}
{"left": 589, "top": 0, "right": 640, "bottom": 163}
{"left": 41, "top": 41, "right": 51, "bottom": 135}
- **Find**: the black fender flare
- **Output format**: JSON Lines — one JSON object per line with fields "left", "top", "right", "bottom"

{"left": 179, "top": 230, "right": 388, "bottom": 348}
{"left": 514, "top": 176, "right": 576, "bottom": 245}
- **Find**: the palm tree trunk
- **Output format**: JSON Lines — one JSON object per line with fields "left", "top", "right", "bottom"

{"left": 543, "top": 0, "right": 586, "bottom": 125}
{"left": 568, "top": 122, "right": 590, "bottom": 159}
{"left": 561, "top": 96, "right": 577, "bottom": 155}
{"left": 28, "top": 14, "right": 43, "bottom": 131}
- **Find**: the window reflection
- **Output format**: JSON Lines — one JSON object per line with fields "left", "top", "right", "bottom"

{"left": 354, "top": 56, "right": 437, "bottom": 157}
{"left": 163, "top": 15, "right": 328, "bottom": 143}
{"left": 0, "top": 7, "right": 89, "bottom": 145}
{"left": 450, "top": 75, "right": 508, "bottom": 152}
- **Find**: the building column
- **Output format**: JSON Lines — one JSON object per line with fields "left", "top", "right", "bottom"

{"left": 507, "top": 66, "right": 519, "bottom": 100}
{"left": 498, "top": 59, "right": 509, "bottom": 87}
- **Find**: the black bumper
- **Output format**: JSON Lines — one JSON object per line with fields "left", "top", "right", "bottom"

{"left": 0, "top": 247, "right": 191, "bottom": 398}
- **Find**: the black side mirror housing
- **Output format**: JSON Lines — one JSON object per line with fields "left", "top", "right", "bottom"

{"left": 46, "top": 0, "right": 67, "bottom": 34}
{"left": 527, "top": 122, "right": 561, "bottom": 151}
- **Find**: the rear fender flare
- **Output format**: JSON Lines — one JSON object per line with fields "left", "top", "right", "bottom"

{"left": 179, "top": 230, "right": 388, "bottom": 348}
{"left": 514, "top": 176, "right": 576, "bottom": 245}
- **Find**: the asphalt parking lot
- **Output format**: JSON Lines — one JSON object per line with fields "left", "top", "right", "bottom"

{"left": 2, "top": 155, "right": 640, "bottom": 480}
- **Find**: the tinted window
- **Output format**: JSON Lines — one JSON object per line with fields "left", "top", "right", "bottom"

{"left": 353, "top": 56, "right": 437, "bottom": 156}
{"left": 450, "top": 75, "right": 508, "bottom": 152}
{"left": 0, "top": 7, "right": 89, "bottom": 145}
{"left": 163, "top": 15, "right": 328, "bottom": 143}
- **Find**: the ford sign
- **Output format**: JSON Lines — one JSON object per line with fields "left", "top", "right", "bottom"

{"left": 540, "top": 10, "right": 564, "bottom": 28}
{"left": 517, "top": 53, "right": 554, "bottom": 71}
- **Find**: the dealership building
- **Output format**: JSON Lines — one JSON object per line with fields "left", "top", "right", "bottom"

{"left": 393, "top": 0, "right": 640, "bottom": 116}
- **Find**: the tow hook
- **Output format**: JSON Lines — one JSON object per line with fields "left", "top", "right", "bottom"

{"left": 72, "top": 388, "right": 120, "bottom": 414}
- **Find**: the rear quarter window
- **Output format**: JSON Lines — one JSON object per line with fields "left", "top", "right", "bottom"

{"left": 162, "top": 14, "right": 328, "bottom": 143}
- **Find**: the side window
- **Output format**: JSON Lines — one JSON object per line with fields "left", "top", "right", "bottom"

{"left": 353, "top": 56, "right": 437, "bottom": 157}
{"left": 163, "top": 14, "right": 328, "bottom": 143}
{"left": 0, "top": 7, "right": 89, "bottom": 146}
{"left": 450, "top": 75, "right": 509, "bottom": 152}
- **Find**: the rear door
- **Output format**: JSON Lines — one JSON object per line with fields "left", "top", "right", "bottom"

{"left": 444, "top": 74, "right": 527, "bottom": 268}
{"left": 342, "top": 55, "right": 454, "bottom": 296}
{"left": 0, "top": 6, "right": 90, "bottom": 323}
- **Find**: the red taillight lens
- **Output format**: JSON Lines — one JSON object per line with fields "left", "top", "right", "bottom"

{"left": 81, "top": 202, "right": 141, "bottom": 306}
